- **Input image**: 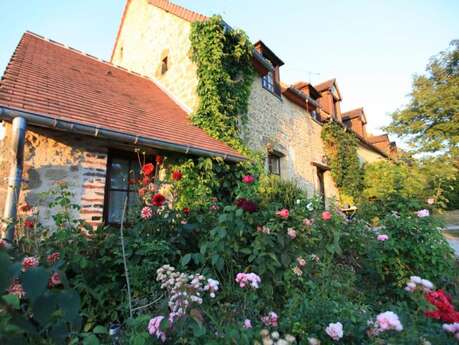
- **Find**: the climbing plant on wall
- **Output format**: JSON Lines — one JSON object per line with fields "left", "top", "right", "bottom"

{"left": 321, "top": 121, "right": 363, "bottom": 201}
{"left": 190, "top": 15, "right": 255, "bottom": 151}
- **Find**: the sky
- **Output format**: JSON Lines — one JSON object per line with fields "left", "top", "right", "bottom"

{"left": 1, "top": 0, "right": 458, "bottom": 137}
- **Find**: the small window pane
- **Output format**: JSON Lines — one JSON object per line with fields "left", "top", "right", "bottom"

{"left": 108, "top": 191, "right": 128, "bottom": 223}
{"left": 128, "top": 191, "right": 140, "bottom": 208}
{"left": 110, "top": 158, "right": 129, "bottom": 189}
{"left": 268, "top": 155, "right": 280, "bottom": 175}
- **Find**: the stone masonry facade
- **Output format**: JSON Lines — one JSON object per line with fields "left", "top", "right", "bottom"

{"left": 0, "top": 123, "right": 107, "bottom": 230}
{"left": 111, "top": 0, "right": 386, "bottom": 201}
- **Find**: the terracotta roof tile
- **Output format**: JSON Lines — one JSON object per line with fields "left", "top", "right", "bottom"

{"left": 149, "top": 0, "right": 208, "bottom": 22}
{"left": 0, "top": 32, "right": 243, "bottom": 160}
{"left": 314, "top": 79, "right": 335, "bottom": 92}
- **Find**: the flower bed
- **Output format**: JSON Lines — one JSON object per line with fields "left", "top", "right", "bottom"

{"left": 1, "top": 157, "right": 458, "bottom": 344}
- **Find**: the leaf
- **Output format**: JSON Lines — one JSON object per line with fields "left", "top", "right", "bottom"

{"left": 181, "top": 253, "right": 192, "bottom": 266}
{"left": 57, "top": 289, "right": 80, "bottom": 322}
{"left": 92, "top": 325, "right": 107, "bottom": 334}
{"left": 33, "top": 293, "right": 58, "bottom": 325}
{"left": 132, "top": 334, "right": 146, "bottom": 345}
{"left": 83, "top": 334, "right": 100, "bottom": 345}
{"left": 0, "top": 252, "right": 12, "bottom": 291}
{"left": 2, "top": 294, "right": 20, "bottom": 310}
{"left": 22, "top": 267, "right": 49, "bottom": 302}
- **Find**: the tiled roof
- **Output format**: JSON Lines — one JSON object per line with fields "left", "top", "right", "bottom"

{"left": 149, "top": 0, "right": 208, "bottom": 22}
{"left": 342, "top": 107, "right": 367, "bottom": 124}
{"left": 314, "top": 79, "right": 335, "bottom": 92}
{"left": 0, "top": 32, "right": 243, "bottom": 160}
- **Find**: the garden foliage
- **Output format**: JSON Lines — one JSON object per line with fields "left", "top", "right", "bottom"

{"left": 1, "top": 158, "right": 458, "bottom": 344}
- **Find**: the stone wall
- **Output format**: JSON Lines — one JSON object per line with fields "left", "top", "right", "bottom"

{"left": 112, "top": 0, "right": 198, "bottom": 112}
{"left": 0, "top": 123, "right": 107, "bottom": 231}
{"left": 110, "top": 1, "right": 387, "bottom": 203}
{"left": 243, "top": 79, "right": 339, "bottom": 200}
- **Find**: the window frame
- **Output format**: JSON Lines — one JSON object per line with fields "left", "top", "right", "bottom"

{"left": 267, "top": 152, "right": 282, "bottom": 176}
{"left": 103, "top": 150, "right": 146, "bottom": 225}
{"left": 161, "top": 56, "right": 168, "bottom": 75}
{"left": 262, "top": 71, "right": 281, "bottom": 98}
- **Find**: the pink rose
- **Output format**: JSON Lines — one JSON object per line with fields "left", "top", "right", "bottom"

{"left": 303, "top": 218, "right": 314, "bottom": 226}
{"left": 375, "top": 311, "right": 403, "bottom": 332}
{"left": 322, "top": 211, "right": 332, "bottom": 221}
{"left": 325, "top": 322, "right": 343, "bottom": 341}
{"left": 243, "top": 319, "right": 252, "bottom": 329}
{"left": 296, "top": 257, "right": 306, "bottom": 267}
{"left": 8, "top": 280, "right": 25, "bottom": 299}
{"left": 261, "top": 311, "right": 278, "bottom": 327}
{"left": 287, "top": 228, "right": 297, "bottom": 239}
{"left": 242, "top": 175, "right": 255, "bottom": 184}
{"left": 416, "top": 209, "right": 430, "bottom": 218}
{"left": 276, "top": 209, "right": 289, "bottom": 219}
{"left": 377, "top": 234, "right": 389, "bottom": 241}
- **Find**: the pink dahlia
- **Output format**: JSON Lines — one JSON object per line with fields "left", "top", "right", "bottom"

{"left": 141, "top": 207, "right": 153, "bottom": 219}
{"left": 49, "top": 272, "right": 62, "bottom": 287}
{"left": 47, "top": 252, "right": 60, "bottom": 264}
{"left": 22, "top": 256, "right": 39, "bottom": 271}
{"left": 8, "top": 280, "right": 25, "bottom": 298}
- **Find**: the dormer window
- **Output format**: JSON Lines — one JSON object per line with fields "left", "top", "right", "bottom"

{"left": 254, "top": 40, "right": 284, "bottom": 98}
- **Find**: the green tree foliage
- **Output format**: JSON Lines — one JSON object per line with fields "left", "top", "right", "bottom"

{"left": 190, "top": 16, "right": 256, "bottom": 151}
{"left": 386, "top": 41, "right": 459, "bottom": 156}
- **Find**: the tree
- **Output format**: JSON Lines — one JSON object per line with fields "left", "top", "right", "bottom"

{"left": 385, "top": 40, "right": 459, "bottom": 156}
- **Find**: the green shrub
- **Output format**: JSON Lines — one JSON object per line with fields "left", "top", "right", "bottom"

{"left": 258, "top": 174, "right": 308, "bottom": 209}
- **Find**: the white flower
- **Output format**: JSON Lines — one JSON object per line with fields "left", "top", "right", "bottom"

{"left": 410, "top": 276, "right": 422, "bottom": 284}
{"left": 306, "top": 202, "right": 314, "bottom": 211}
{"left": 271, "top": 331, "right": 280, "bottom": 340}
{"left": 285, "top": 334, "right": 296, "bottom": 343}
{"left": 308, "top": 338, "right": 321, "bottom": 345}
{"left": 325, "top": 322, "right": 343, "bottom": 341}
{"left": 420, "top": 279, "right": 434, "bottom": 290}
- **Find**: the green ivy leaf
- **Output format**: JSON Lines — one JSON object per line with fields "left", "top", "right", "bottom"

{"left": 181, "top": 253, "right": 192, "bottom": 266}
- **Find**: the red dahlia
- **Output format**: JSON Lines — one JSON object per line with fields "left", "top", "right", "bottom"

{"left": 142, "top": 163, "right": 155, "bottom": 176}
{"left": 172, "top": 170, "right": 183, "bottom": 181}
{"left": 152, "top": 193, "right": 166, "bottom": 207}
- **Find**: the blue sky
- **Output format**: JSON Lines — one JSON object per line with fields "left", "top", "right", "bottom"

{"left": 1, "top": 0, "right": 458, "bottom": 136}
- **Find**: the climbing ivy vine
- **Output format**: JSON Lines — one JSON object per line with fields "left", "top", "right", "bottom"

{"left": 321, "top": 121, "right": 364, "bottom": 201}
{"left": 190, "top": 15, "right": 255, "bottom": 151}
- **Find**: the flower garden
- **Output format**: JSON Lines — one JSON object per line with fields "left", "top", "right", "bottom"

{"left": 1, "top": 155, "right": 458, "bottom": 344}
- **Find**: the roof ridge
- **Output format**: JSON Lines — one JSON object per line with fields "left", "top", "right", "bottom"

{"left": 149, "top": 0, "right": 208, "bottom": 22}
{"left": 23, "top": 31, "right": 157, "bottom": 83}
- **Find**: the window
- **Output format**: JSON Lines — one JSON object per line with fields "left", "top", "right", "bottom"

{"left": 262, "top": 71, "right": 281, "bottom": 97}
{"left": 161, "top": 56, "right": 168, "bottom": 75}
{"left": 267, "top": 153, "right": 281, "bottom": 176}
{"left": 262, "top": 71, "right": 274, "bottom": 93}
{"left": 316, "top": 168, "right": 326, "bottom": 208}
{"left": 104, "top": 153, "right": 147, "bottom": 224}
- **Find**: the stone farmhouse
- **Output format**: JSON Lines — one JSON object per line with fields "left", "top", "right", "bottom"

{"left": 0, "top": 0, "right": 396, "bottom": 236}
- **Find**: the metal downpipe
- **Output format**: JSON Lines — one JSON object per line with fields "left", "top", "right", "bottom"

{"left": 3, "top": 117, "right": 27, "bottom": 242}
